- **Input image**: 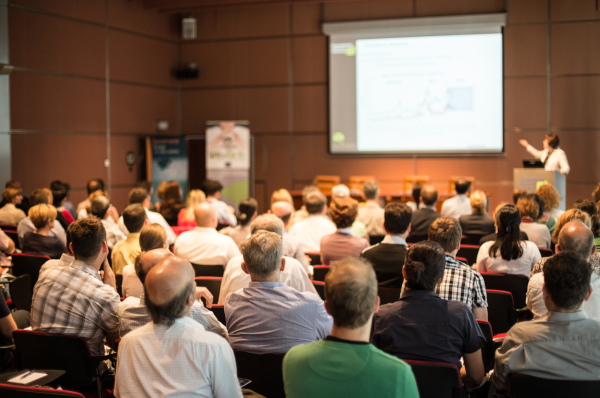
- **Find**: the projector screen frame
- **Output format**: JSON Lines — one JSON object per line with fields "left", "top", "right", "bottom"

{"left": 323, "top": 13, "right": 507, "bottom": 158}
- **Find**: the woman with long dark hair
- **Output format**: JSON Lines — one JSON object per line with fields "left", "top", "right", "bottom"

{"left": 475, "top": 204, "right": 541, "bottom": 276}
{"left": 159, "top": 182, "right": 185, "bottom": 227}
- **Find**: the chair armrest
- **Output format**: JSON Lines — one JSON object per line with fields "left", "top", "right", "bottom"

{"left": 0, "top": 343, "right": 15, "bottom": 351}
{"left": 93, "top": 352, "right": 117, "bottom": 361}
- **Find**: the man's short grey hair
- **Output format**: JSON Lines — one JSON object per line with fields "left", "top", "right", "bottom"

{"left": 363, "top": 180, "right": 379, "bottom": 200}
{"left": 144, "top": 280, "right": 195, "bottom": 327}
{"left": 240, "top": 230, "right": 283, "bottom": 278}
{"left": 90, "top": 196, "right": 110, "bottom": 218}
{"left": 305, "top": 191, "right": 327, "bottom": 214}
{"left": 331, "top": 184, "right": 350, "bottom": 198}
{"left": 250, "top": 214, "right": 284, "bottom": 236}
{"left": 558, "top": 220, "right": 594, "bottom": 259}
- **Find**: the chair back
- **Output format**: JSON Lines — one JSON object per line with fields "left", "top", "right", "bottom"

{"left": 234, "top": 351, "right": 285, "bottom": 398}
{"left": 311, "top": 281, "right": 325, "bottom": 299}
{"left": 508, "top": 373, "right": 600, "bottom": 398}
{"left": 305, "top": 252, "right": 321, "bottom": 266}
{"left": 480, "top": 272, "right": 529, "bottom": 309}
{"left": 192, "top": 263, "right": 224, "bottom": 277}
{"left": 3, "top": 230, "right": 19, "bottom": 250}
{"left": 115, "top": 274, "right": 123, "bottom": 298}
{"left": 455, "top": 256, "right": 469, "bottom": 265}
{"left": 369, "top": 235, "right": 385, "bottom": 246}
{"left": 539, "top": 248, "right": 553, "bottom": 258}
{"left": 0, "top": 223, "right": 18, "bottom": 230}
{"left": 378, "top": 286, "right": 401, "bottom": 305}
{"left": 195, "top": 277, "right": 223, "bottom": 305}
{"left": 406, "top": 235, "right": 428, "bottom": 244}
{"left": 0, "top": 384, "right": 85, "bottom": 397}
{"left": 9, "top": 274, "right": 32, "bottom": 312}
{"left": 312, "top": 266, "right": 330, "bottom": 282}
{"left": 456, "top": 244, "right": 479, "bottom": 266}
{"left": 12, "top": 330, "right": 97, "bottom": 389}
{"left": 404, "top": 360, "right": 467, "bottom": 398}
{"left": 11, "top": 253, "right": 51, "bottom": 289}
{"left": 486, "top": 290, "right": 517, "bottom": 334}
{"left": 476, "top": 319, "right": 496, "bottom": 371}
{"left": 208, "top": 304, "right": 226, "bottom": 326}
{"left": 461, "top": 234, "right": 484, "bottom": 246}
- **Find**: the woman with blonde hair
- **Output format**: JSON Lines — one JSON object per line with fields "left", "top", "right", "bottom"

{"left": 22, "top": 204, "right": 65, "bottom": 259}
{"left": 458, "top": 190, "right": 495, "bottom": 237}
{"left": 537, "top": 184, "right": 564, "bottom": 219}
{"left": 0, "top": 187, "right": 26, "bottom": 224}
{"left": 178, "top": 189, "right": 206, "bottom": 228}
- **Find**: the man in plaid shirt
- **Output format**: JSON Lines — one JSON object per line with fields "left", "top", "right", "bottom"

{"left": 31, "top": 217, "right": 120, "bottom": 360}
{"left": 428, "top": 217, "right": 488, "bottom": 320}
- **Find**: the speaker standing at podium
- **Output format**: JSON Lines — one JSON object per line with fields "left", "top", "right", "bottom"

{"left": 519, "top": 134, "right": 570, "bottom": 175}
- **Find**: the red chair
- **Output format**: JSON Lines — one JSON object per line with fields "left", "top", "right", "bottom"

{"left": 1, "top": 274, "right": 32, "bottom": 311}
{"left": 0, "top": 223, "right": 18, "bottom": 230}
{"left": 3, "top": 230, "right": 20, "bottom": 250}
{"left": 508, "top": 373, "right": 600, "bottom": 397}
{"left": 311, "top": 280, "right": 325, "bottom": 299}
{"left": 404, "top": 360, "right": 468, "bottom": 398}
{"left": 456, "top": 256, "right": 469, "bottom": 265}
{"left": 312, "top": 265, "right": 330, "bottom": 282}
{"left": 486, "top": 290, "right": 518, "bottom": 335}
{"left": 461, "top": 234, "right": 485, "bottom": 246}
{"left": 456, "top": 244, "right": 479, "bottom": 266}
{"left": 191, "top": 263, "right": 224, "bottom": 277}
{"left": 208, "top": 304, "right": 226, "bottom": 326}
{"left": 0, "top": 384, "right": 85, "bottom": 397}
{"left": 305, "top": 252, "right": 321, "bottom": 265}
{"left": 234, "top": 351, "right": 285, "bottom": 398}
{"left": 480, "top": 272, "right": 530, "bottom": 310}
{"left": 195, "top": 276, "right": 223, "bottom": 305}
{"left": 10, "top": 253, "right": 51, "bottom": 289}
{"left": 539, "top": 248, "right": 553, "bottom": 258}
{"left": 378, "top": 286, "right": 401, "bottom": 305}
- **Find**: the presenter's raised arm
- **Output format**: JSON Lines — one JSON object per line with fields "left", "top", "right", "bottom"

{"left": 519, "top": 140, "right": 529, "bottom": 147}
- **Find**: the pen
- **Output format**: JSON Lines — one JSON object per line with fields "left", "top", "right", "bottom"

{"left": 20, "top": 369, "right": 35, "bottom": 380}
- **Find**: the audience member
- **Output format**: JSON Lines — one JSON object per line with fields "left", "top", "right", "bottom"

{"left": 428, "top": 217, "right": 488, "bottom": 320}
{"left": 283, "top": 258, "right": 419, "bottom": 398}
{"left": 115, "top": 255, "right": 241, "bottom": 398}
{"left": 155, "top": 181, "right": 169, "bottom": 211}
{"left": 39, "top": 223, "right": 74, "bottom": 274}
{"left": 77, "top": 189, "right": 107, "bottom": 220}
{"left": 270, "top": 188, "right": 294, "bottom": 207}
{"left": 330, "top": 184, "right": 367, "bottom": 238}
{"left": 226, "top": 230, "right": 332, "bottom": 354}
{"left": 289, "top": 191, "right": 336, "bottom": 253}
{"left": 174, "top": 202, "right": 240, "bottom": 267}
{"left": 574, "top": 199, "right": 600, "bottom": 251}
{"left": 288, "top": 185, "right": 320, "bottom": 226}
{"left": 527, "top": 220, "right": 600, "bottom": 320}
{"left": 122, "top": 224, "right": 167, "bottom": 298}
{"left": 406, "top": 182, "right": 422, "bottom": 211}
{"left": 118, "top": 187, "right": 176, "bottom": 245}
{"left": 513, "top": 189, "right": 527, "bottom": 205}
{"left": 408, "top": 185, "right": 440, "bottom": 240}
{"left": 134, "top": 181, "right": 156, "bottom": 211}
{"left": 537, "top": 183, "right": 564, "bottom": 219}
{"left": 320, "top": 197, "right": 369, "bottom": 265}
{"left": 532, "top": 193, "right": 556, "bottom": 235}
{"left": 0, "top": 290, "right": 30, "bottom": 371}
{"left": 0, "top": 187, "right": 26, "bottom": 224}
{"left": 594, "top": 183, "right": 600, "bottom": 205}
{"left": 361, "top": 202, "right": 411, "bottom": 288}
{"left": 219, "top": 214, "right": 317, "bottom": 304}
{"left": 76, "top": 178, "right": 104, "bottom": 216}
{"left": 479, "top": 202, "right": 529, "bottom": 245}
{"left": 22, "top": 204, "right": 65, "bottom": 259}
{"left": 119, "top": 250, "right": 227, "bottom": 338}
{"left": 493, "top": 252, "right": 600, "bottom": 392}
{"left": 271, "top": 200, "right": 310, "bottom": 273}
{"left": 91, "top": 196, "right": 125, "bottom": 250}
{"left": 50, "top": 180, "right": 76, "bottom": 220}
{"left": 0, "top": 229, "right": 15, "bottom": 269}
{"left": 372, "top": 241, "right": 484, "bottom": 384}
{"left": 516, "top": 195, "right": 551, "bottom": 249}
{"left": 3, "top": 180, "right": 30, "bottom": 214}
{"left": 458, "top": 190, "right": 495, "bottom": 236}
{"left": 441, "top": 179, "right": 472, "bottom": 219}
{"left": 476, "top": 205, "right": 541, "bottom": 276}
{"left": 31, "top": 217, "right": 119, "bottom": 372}
{"left": 202, "top": 179, "right": 237, "bottom": 226}
{"left": 177, "top": 189, "right": 206, "bottom": 228}
{"left": 357, "top": 180, "right": 385, "bottom": 236}
{"left": 112, "top": 204, "right": 148, "bottom": 276}
{"left": 158, "top": 181, "right": 184, "bottom": 227}
{"left": 220, "top": 197, "right": 257, "bottom": 247}
{"left": 51, "top": 187, "right": 74, "bottom": 225}
{"left": 17, "top": 189, "right": 66, "bottom": 248}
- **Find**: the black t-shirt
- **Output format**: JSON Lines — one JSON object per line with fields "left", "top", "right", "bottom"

{"left": 360, "top": 243, "right": 407, "bottom": 289}
{"left": 22, "top": 231, "right": 65, "bottom": 259}
{"left": 0, "top": 291, "right": 9, "bottom": 319}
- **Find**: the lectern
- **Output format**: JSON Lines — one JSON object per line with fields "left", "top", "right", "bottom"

{"left": 513, "top": 169, "right": 566, "bottom": 211}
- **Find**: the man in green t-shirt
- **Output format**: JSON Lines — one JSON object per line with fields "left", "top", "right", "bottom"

{"left": 282, "top": 257, "right": 419, "bottom": 398}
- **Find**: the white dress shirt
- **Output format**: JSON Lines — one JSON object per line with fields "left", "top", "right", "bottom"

{"left": 218, "top": 255, "right": 318, "bottom": 304}
{"left": 288, "top": 215, "right": 336, "bottom": 253}
{"left": 440, "top": 194, "right": 472, "bottom": 220}
{"left": 17, "top": 216, "right": 67, "bottom": 248}
{"left": 476, "top": 240, "right": 541, "bottom": 276}
{"left": 526, "top": 145, "right": 570, "bottom": 174}
{"left": 208, "top": 198, "right": 237, "bottom": 226}
{"left": 115, "top": 317, "right": 242, "bottom": 398}
{"left": 118, "top": 208, "right": 176, "bottom": 245}
{"left": 174, "top": 227, "right": 241, "bottom": 266}
{"left": 39, "top": 253, "right": 74, "bottom": 275}
{"left": 121, "top": 264, "right": 143, "bottom": 298}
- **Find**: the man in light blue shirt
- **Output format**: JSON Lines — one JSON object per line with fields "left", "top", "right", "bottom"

{"left": 225, "top": 230, "right": 332, "bottom": 354}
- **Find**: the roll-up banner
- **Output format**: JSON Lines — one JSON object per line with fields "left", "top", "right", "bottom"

{"left": 146, "top": 136, "right": 189, "bottom": 203}
{"left": 206, "top": 121, "right": 250, "bottom": 208}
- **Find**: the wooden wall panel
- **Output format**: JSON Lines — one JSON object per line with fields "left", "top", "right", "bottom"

{"left": 292, "top": 3, "right": 322, "bottom": 35}
{"left": 415, "top": 0, "right": 505, "bottom": 17}
{"left": 110, "top": 186, "right": 137, "bottom": 213}
{"left": 506, "top": 0, "right": 547, "bottom": 24}
{"left": 254, "top": 182, "right": 267, "bottom": 213}
{"left": 551, "top": 22, "right": 600, "bottom": 75}
{"left": 9, "top": 0, "right": 105, "bottom": 24}
{"left": 110, "top": 135, "right": 139, "bottom": 186}
{"left": 9, "top": 8, "right": 105, "bottom": 77}
{"left": 552, "top": 76, "right": 600, "bottom": 129}
{"left": 504, "top": 77, "right": 547, "bottom": 129}
{"left": 552, "top": 130, "right": 600, "bottom": 182}
{"left": 108, "top": 0, "right": 178, "bottom": 40}
{"left": 181, "top": 38, "right": 291, "bottom": 88}
{"left": 293, "top": 85, "right": 327, "bottom": 133}
{"left": 293, "top": 36, "right": 327, "bottom": 84}
{"left": 550, "top": 0, "right": 600, "bottom": 22}
{"left": 253, "top": 134, "right": 265, "bottom": 181}
{"left": 265, "top": 135, "right": 293, "bottom": 200}
{"left": 10, "top": 72, "right": 106, "bottom": 132}
{"left": 324, "top": 0, "right": 412, "bottom": 22}
{"left": 504, "top": 24, "right": 547, "bottom": 77}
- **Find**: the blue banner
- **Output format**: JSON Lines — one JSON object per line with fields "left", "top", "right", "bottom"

{"left": 149, "top": 137, "right": 188, "bottom": 203}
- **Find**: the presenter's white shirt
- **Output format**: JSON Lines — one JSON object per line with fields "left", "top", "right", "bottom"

{"left": 288, "top": 215, "right": 336, "bottom": 253}
{"left": 440, "top": 194, "right": 472, "bottom": 219}
{"left": 526, "top": 145, "right": 570, "bottom": 174}
{"left": 218, "top": 255, "right": 318, "bottom": 304}
{"left": 118, "top": 209, "right": 176, "bottom": 245}
{"left": 476, "top": 240, "right": 541, "bottom": 276}
{"left": 174, "top": 227, "right": 241, "bottom": 266}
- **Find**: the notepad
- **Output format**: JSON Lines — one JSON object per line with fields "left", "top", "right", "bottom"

{"left": 8, "top": 372, "right": 47, "bottom": 384}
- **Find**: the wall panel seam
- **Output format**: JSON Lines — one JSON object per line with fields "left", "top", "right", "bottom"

{"left": 181, "top": 82, "right": 326, "bottom": 90}
{"left": 180, "top": 32, "right": 323, "bottom": 44}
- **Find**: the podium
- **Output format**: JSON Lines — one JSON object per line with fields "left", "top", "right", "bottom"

{"left": 513, "top": 169, "right": 566, "bottom": 211}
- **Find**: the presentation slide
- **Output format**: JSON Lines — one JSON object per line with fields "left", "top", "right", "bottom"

{"left": 327, "top": 25, "right": 504, "bottom": 155}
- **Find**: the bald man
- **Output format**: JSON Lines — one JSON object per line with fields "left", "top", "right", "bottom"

{"left": 408, "top": 185, "right": 441, "bottom": 240}
{"left": 527, "top": 220, "right": 600, "bottom": 319}
{"left": 118, "top": 249, "right": 227, "bottom": 339}
{"left": 174, "top": 203, "right": 240, "bottom": 267}
{"left": 272, "top": 201, "right": 310, "bottom": 273}
{"left": 115, "top": 256, "right": 242, "bottom": 398}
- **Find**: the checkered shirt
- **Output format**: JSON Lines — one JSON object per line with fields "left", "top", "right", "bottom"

{"left": 436, "top": 255, "right": 488, "bottom": 308}
{"left": 531, "top": 252, "right": 600, "bottom": 277}
{"left": 31, "top": 260, "right": 120, "bottom": 356}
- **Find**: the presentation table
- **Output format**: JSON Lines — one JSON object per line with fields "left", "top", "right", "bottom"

{"left": 513, "top": 169, "right": 566, "bottom": 211}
